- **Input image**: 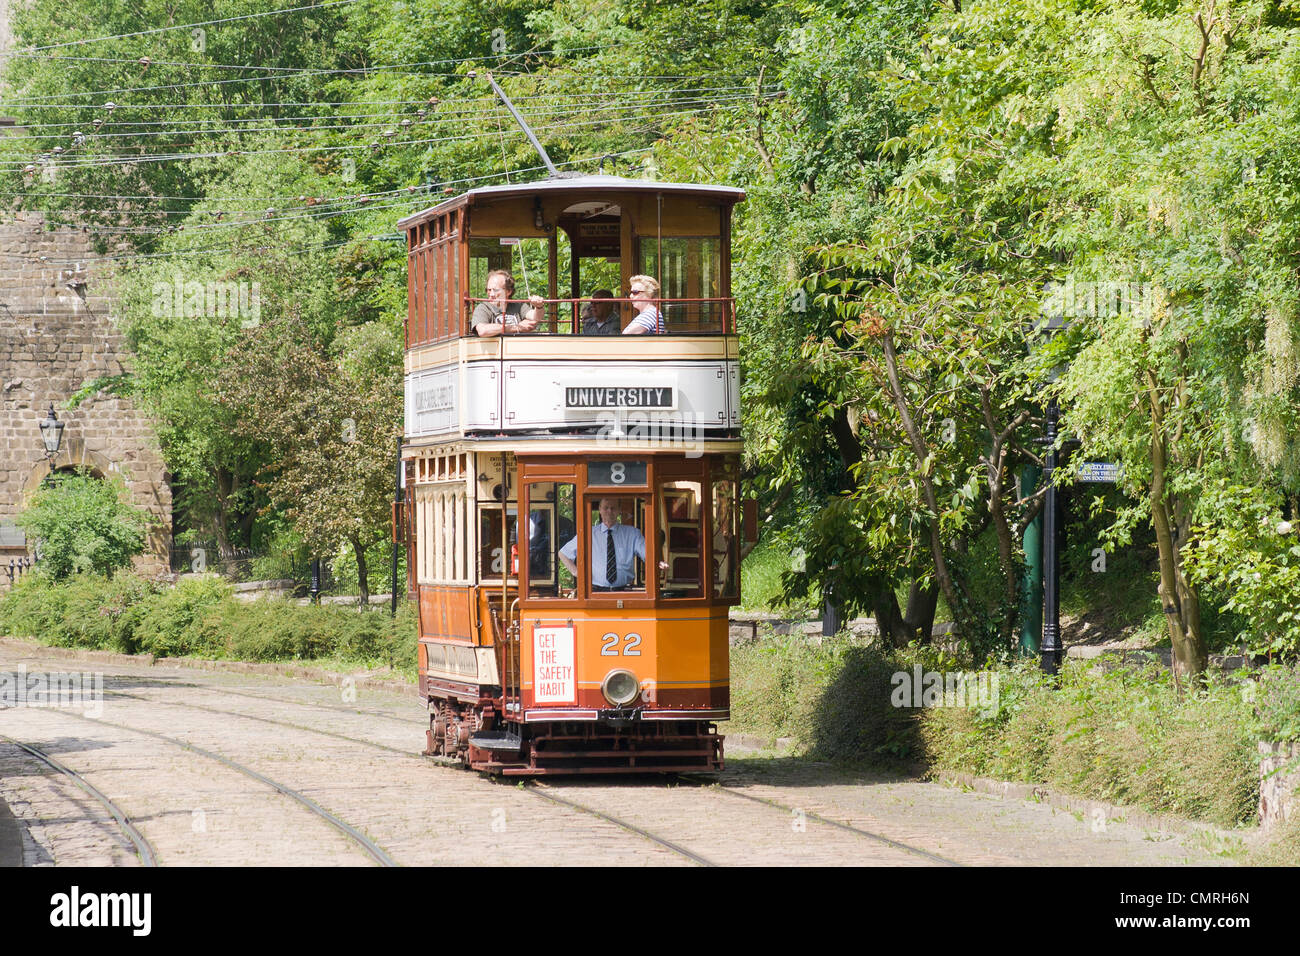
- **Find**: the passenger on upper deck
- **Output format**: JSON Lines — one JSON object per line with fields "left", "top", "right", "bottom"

{"left": 623, "top": 275, "right": 665, "bottom": 335}
{"left": 472, "top": 269, "right": 545, "bottom": 336}
{"left": 581, "top": 289, "right": 619, "bottom": 335}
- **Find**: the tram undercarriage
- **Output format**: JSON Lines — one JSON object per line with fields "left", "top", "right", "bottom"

{"left": 423, "top": 696, "right": 723, "bottom": 775}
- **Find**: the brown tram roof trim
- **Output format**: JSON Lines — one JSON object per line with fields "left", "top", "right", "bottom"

{"left": 396, "top": 174, "right": 746, "bottom": 231}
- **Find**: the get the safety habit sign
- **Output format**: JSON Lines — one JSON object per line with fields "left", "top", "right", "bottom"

{"left": 533, "top": 626, "right": 575, "bottom": 703}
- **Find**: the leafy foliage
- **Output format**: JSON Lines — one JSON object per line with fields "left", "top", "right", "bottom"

{"left": 16, "top": 473, "right": 150, "bottom": 579}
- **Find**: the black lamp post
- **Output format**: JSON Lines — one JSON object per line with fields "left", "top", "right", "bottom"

{"left": 39, "top": 404, "right": 64, "bottom": 461}
{"left": 1040, "top": 396, "right": 1062, "bottom": 675}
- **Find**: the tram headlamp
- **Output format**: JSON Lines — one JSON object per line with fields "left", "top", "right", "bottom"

{"left": 601, "top": 669, "right": 640, "bottom": 707}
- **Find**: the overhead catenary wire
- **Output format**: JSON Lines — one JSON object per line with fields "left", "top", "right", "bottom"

{"left": 0, "top": 46, "right": 611, "bottom": 78}
{"left": 0, "top": 146, "right": 656, "bottom": 262}
{"left": 23, "top": 0, "right": 364, "bottom": 52}
{"left": 0, "top": 85, "right": 760, "bottom": 133}
{"left": 0, "top": 100, "right": 764, "bottom": 170}
{"left": 1, "top": 89, "right": 758, "bottom": 141}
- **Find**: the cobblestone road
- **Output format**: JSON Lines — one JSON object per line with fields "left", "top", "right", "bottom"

{"left": 0, "top": 642, "right": 1248, "bottom": 866}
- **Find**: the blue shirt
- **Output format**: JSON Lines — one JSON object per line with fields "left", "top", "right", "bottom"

{"left": 559, "top": 521, "right": 646, "bottom": 588}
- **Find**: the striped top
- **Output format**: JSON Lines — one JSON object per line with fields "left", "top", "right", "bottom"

{"left": 625, "top": 306, "right": 665, "bottom": 334}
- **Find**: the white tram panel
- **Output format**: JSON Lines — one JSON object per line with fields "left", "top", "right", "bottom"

{"left": 406, "top": 359, "right": 738, "bottom": 437}
{"left": 502, "top": 360, "right": 734, "bottom": 430}
{"left": 406, "top": 362, "right": 502, "bottom": 437}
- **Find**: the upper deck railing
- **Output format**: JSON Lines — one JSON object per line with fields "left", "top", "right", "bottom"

{"left": 410, "top": 296, "right": 736, "bottom": 344}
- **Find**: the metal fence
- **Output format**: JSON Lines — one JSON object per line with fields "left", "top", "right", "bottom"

{"left": 168, "top": 538, "right": 337, "bottom": 593}
{"left": 3, "top": 555, "right": 37, "bottom": 587}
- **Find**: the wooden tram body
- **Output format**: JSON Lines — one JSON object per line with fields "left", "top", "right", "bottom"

{"left": 397, "top": 175, "right": 745, "bottom": 775}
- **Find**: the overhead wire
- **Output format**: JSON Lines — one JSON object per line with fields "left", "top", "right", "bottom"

{"left": 0, "top": 97, "right": 769, "bottom": 169}
{"left": 0, "top": 46, "right": 611, "bottom": 78}
{"left": 1, "top": 146, "right": 656, "bottom": 263}
{"left": 1, "top": 87, "right": 758, "bottom": 139}
{"left": 24, "top": 0, "right": 363, "bottom": 52}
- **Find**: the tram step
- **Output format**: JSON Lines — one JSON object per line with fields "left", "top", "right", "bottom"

{"left": 468, "top": 731, "right": 524, "bottom": 751}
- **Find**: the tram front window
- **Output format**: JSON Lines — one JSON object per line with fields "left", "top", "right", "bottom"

{"left": 525, "top": 482, "right": 576, "bottom": 599}
{"left": 559, "top": 496, "right": 650, "bottom": 594}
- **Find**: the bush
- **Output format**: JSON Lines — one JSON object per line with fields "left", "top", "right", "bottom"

{"left": 1254, "top": 665, "right": 1300, "bottom": 744}
{"left": 134, "top": 576, "right": 232, "bottom": 657}
{"left": 729, "top": 633, "right": 944, "bottom": 765}
{"left": 922, "top": 658, "right": 1260, "bottom": 827}
{"left": 731, "top": 636, "right": 1275, "bottom": 827}
{"left": 1, "top": 570, "right": 419, "bottom": 676}
{"left": 0, "top": 573, "right": 68, "bottom": 643}
{"left": 16, "top": 472, "right": 149, "bottom": 579}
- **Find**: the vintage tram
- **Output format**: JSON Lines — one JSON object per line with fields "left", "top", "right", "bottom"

{"left": 396, "top": 174, "right": 747, "bottom": 774}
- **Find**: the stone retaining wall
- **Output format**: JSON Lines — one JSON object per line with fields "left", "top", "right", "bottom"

{"left": 0, "top": 212, "right": 171, "bottom": 581}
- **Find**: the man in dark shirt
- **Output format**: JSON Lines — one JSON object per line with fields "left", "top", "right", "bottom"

{"left": 581, "top": 289, "right": 619, "bottom": 335}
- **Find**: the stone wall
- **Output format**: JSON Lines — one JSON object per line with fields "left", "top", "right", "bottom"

{"left": 0, "top": 211, "right": 171, "bottom": 580}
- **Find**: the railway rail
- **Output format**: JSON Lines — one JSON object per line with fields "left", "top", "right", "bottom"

{"left": 17, "top": 707, "right": 399, "bottom": 867}
{"left": 101, "top": 679, "right": 961, "bottom": 866}
{"left": 0, "top": 733, "right": 158, "bottom": 867}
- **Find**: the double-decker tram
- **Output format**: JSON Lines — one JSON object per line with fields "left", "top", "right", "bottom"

{"left": 396, "top": 174, "right": 747, "bottom": 774}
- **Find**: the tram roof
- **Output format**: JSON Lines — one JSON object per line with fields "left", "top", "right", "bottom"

{"left": 397, "top": 174, "right": 746, "bottom": 230}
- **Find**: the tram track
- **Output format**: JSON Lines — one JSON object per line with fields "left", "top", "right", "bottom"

{"left": 4, "top": 649, "right": 969, "bottom": 865}
{"left": 38, "top": 707, "right": 399, "bottom": 867}
{"left": 105, "top": 687, "right": 718, "bottom": 867}
{"left": 128, "top": 683, "right": 964, "bottom": 865}
{"left": 102, "top": 683, "right": 956, "bottom": 866}
{"left": 673, "top": 772, "right": 964, "bottom": 867}
{"left": 0, "top": 732, "right": 158, "bottom": 867}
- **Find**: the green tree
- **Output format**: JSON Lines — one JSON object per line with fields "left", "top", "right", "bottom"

{"left": 219, "top": 314, "right": 402, "bottom": 604}
{"left": 18, "top": 472, "right": 149, "bottom": 579}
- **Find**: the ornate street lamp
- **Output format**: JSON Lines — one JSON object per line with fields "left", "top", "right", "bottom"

{"left": 38, "top": 404, "right": 64, "bottom": 461}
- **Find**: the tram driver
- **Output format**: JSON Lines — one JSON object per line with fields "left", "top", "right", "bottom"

{"left": 472, "top": 269, "right": 545, "bottom": 336}
{"left": 559, "top": 497, "right": 666, "bottom": 590}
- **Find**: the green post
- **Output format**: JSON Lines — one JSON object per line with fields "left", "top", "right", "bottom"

{"left": 1019, "top": 464, "right": 1043, "bottom": 655}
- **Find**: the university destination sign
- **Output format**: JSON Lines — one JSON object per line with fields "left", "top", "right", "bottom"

{"left": 564, "top": 386, "right": 675, "bottom": 409}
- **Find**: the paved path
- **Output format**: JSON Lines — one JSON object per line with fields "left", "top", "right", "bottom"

{"left": 0, "top": 642, "right": 1248, "bottom": 866}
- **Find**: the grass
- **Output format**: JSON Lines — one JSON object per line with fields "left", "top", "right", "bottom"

{"left": 728, "top": 631, "right": 1298, "bottom": 843}
{"left": 738, "top": 538, "right": 818, "bottom": 614}
{"left": 0, "top": 570, "right": 418, "bottom": 673}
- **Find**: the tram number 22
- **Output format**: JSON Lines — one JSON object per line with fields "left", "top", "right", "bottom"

{"left": 600, "top": 632, "right": 642, "bottom": 656}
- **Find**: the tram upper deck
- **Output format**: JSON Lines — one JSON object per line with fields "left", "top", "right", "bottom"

{"left": 397, "top": 175, "right": 745, "bottom": 442}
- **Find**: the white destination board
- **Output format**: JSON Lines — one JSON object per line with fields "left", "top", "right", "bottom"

{"left": 533, "top": 626, "right": 576, "bottom": 703}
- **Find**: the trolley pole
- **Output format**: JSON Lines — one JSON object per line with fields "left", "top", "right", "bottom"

{"left": 1040, "top": 398, "right": 1062, "bottom": 674}
{"left": 482, "top": 73, "right": 560, "bottom": 177}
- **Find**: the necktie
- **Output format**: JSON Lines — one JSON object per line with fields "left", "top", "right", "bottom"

{"left": 606, "top": 527, "right": 618, "bottom": 587}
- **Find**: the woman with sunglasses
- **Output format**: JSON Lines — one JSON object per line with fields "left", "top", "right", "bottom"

{"left": 623, "top": 275, "right": 665, "bottom": 335}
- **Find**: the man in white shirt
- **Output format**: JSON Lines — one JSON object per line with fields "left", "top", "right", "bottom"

{"left": 559, "top": 498, "right": 647, "bottom": 590}
{"left": 472, "top": 269, "right": 544, "bottom": 336}
{"left": 622, "top": 275, "right": 665, "bottom": 335}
